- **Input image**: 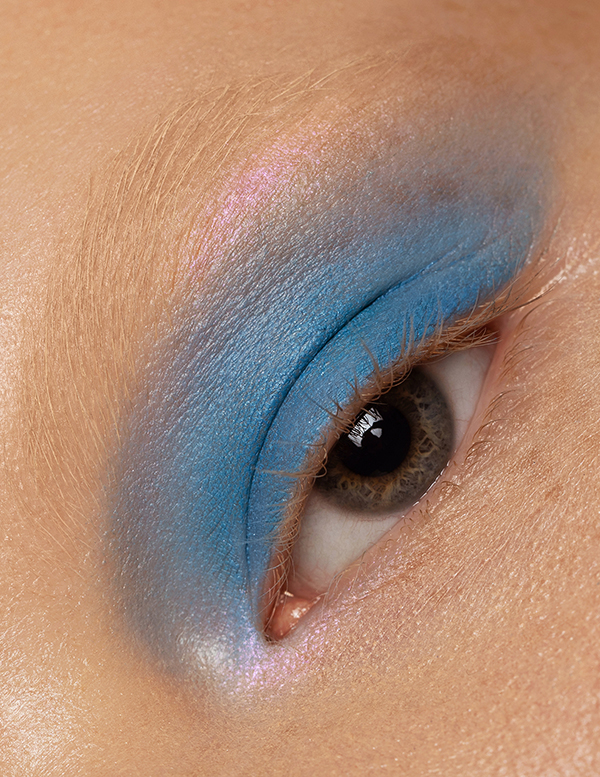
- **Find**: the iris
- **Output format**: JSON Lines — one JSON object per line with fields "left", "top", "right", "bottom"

{"left": 316, "top": 368, "right": 453, "bottom": 512}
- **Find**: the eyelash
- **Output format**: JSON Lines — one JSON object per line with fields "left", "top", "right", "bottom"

{"left": 259, "top": 295, "right": 517, "bottom": 639}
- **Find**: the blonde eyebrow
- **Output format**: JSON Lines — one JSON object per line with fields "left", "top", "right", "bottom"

{"left": 15, "top": 54, "right": 413, "bottom": 544}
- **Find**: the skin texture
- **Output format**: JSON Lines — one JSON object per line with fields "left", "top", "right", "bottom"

{"left": 0, "top": 0, "right": 599, "bottom": 774}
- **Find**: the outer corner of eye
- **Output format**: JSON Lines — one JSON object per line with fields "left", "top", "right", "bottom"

{"left": 262, "top": 334, "right": 497, "bottom": 642}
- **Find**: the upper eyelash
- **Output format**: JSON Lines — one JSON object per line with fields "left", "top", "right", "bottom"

{"left": 258, "top": 274, "right": 544, "bottom": 630}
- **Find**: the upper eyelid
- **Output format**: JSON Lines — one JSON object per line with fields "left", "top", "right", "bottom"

{"left": 250, "top": 270, "right": 514, "bottom": 507}
{"left": 245, "top": 240, "right": 549, "bottom": 607}
{"left": 280, "top": 308, "right": 502, "bottom": 480}
{"left": 255, "top": 308, "right": 503, "bottom": 630}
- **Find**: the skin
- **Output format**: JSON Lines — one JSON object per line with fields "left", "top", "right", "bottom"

{"left": 0, "top": 0, "right": 599, "bottom": 774}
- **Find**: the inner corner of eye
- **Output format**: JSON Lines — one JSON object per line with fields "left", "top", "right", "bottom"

{"left": 263, "top": 335, "right": 497, "bottom": 642}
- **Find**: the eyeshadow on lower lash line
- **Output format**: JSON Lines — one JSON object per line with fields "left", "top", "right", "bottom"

{"left": 109, "top": 119, "right": 553, "bottom": 675}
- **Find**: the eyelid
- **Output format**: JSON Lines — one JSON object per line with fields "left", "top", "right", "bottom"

{"left": 262, "top": 317, "right": 513, "bottom": 639}
{"left": 247, "top": 266, "right": 524, "bottom": 624}
{"left": 257, "top": 249, "right": 559, "bottom": 647}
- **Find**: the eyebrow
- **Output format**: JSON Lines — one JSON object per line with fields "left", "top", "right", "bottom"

{"left": 19, "top": 52, "right": 556, "bottom": 674}
{"left": 20, "top": 68, "right": 359, "bottom": 524}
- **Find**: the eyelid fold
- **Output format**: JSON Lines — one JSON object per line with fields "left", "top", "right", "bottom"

{"left": 246, "top": 248, "right": 529, "bottom": 618}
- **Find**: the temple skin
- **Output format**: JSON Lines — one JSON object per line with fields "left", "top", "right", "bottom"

{"left": 0, "top": 0, "right": 600, "bottom": 774}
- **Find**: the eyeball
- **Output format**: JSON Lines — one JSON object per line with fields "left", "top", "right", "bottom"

{"left": 266, "top": 341, "right": 494, "bottom": 637}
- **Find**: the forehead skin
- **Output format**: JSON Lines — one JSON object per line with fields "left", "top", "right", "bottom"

{"left": 0, "top": 0, "right": 600, "bottom": 775}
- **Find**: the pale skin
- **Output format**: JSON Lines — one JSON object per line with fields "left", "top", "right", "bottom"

{"left": 1, "top": 1, "right": 600, "bottom": 774}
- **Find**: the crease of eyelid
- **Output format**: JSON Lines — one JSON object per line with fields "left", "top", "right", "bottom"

{"left": 259, "top": 267, "right": 557, "bottom": 636}
{"left": 262, "top": 292, "right": 509, "bottom": 500}
{"left": 17, "top": 58, "right": 422, "bottom": 538}
{"left": 242, "top": 250, "right": 468, "bottom": 474}
{"left": 247, "top": 240, "right": 514, "bottom": 502}
{"left": 263, "top": 291, "right": 509, "bottom": 496}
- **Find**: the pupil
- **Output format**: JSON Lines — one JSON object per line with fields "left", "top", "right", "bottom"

{"left": 338, "top": 403, "right": 412, "bottom": 478}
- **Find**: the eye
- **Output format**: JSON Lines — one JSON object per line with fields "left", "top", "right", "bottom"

{"left": 265, "top": 339, "right": 495, "bottom": 639}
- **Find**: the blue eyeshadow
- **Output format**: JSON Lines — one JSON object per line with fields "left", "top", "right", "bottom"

{"left": 111, "top": 129, "right": 551, "bottom": 673}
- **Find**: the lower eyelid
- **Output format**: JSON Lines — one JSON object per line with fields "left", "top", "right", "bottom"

{"left": 266, "top": 334, "right": 500, "bottom": 636}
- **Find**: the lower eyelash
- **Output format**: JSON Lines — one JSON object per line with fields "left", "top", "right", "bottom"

{"left": 258, "top": 289, "right": 538, "bottom": 639}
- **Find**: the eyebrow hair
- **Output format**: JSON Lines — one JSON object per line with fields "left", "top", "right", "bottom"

{"left": 15, "top": 55, "right": 417, "bottom": 542}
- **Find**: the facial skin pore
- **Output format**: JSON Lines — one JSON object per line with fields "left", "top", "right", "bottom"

{"left": 0, "top": 1, "right": 600, "bottom": 774}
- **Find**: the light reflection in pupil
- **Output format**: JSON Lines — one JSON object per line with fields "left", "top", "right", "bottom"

{"left": 315, "top": 369, "right": 453, "bottom": 513}
{"left": 338, "top": 403, "right": 412, "bottom": 478}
